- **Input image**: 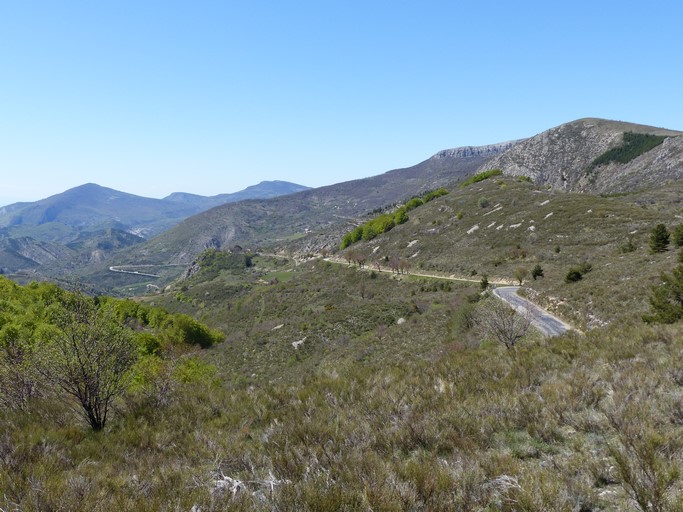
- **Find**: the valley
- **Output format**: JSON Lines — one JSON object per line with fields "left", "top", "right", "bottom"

{"left": 2, "top": 118, "right": 683, "bottom": 510}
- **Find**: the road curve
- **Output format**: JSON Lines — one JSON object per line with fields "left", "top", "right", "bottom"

{"left": 493, "top": 286, "right": 573, "bottom": 337}
{"left": 322, "top": 257, "right": 513, "bottom": 285}
{"left": 109, "top": 266, "right": 160, "bottom": 278}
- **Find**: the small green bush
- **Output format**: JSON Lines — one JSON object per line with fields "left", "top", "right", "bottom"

{"left": 565, "top": 262, "right": 592, "bottom": 283}
{"left": 673, "top": 224, "right": 683, "bottom": 247}
{"left": 565, "top": 270, "right": 583, "bottom": 283}
{"left": 620, "top": 237, "right": 637, "bottom": 253}
{"left": 531, "top": 264, "right": 544, "bottom": 280}
{"left": 422, "top": 187, "right": 449, "bottom": 202}
{"left": 644, "top": 264, "right": 683, "bottom": 323}
{"left": 460, "top": 169, "right": 503, "bottom": 187}
{"left": 404, "top": 198, "right": 424, "bottom": 211}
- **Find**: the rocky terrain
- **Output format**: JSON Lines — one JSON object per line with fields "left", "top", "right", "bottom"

{"left": 481, "top": 118, "right": 683, "bottom": 192}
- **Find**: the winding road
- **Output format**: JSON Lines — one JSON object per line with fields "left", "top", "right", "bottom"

{"left": 324, "top": 257, "right": 574, "bottom": 337}
{"left": 493, "top": 286, "right": 573, "bottom": 337}
{"left": 108, "top": 264, "right": 185, "bottom": 278}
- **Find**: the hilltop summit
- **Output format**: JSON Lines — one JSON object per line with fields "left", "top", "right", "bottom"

{"left": 480, "top": 118, "right": 683, "bottom": 193}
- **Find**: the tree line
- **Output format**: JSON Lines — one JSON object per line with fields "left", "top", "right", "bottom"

{"left": 341, "top": 188, "right": 449, "bottom": 249}
{"left": 0, "top": 278, "right": 223, "bottom": 430}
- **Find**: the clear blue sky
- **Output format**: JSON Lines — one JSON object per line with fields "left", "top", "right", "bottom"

{"left": 1, "top": 1, "right": 682, "bottom": 206}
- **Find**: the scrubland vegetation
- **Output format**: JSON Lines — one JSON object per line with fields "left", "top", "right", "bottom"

{"left": 4, "top": 173, "right": 683, "bottom": 510}
{"left": 459, "top": 168, "right": 503, "bottom": 187}
{"left": 3, "top": 275, "right": 683, "bottom": 510}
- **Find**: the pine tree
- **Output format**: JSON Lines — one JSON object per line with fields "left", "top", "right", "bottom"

{"left": 650, "top": 224, "right": 670, "bottom": 253}
{"left": 644, "top": 265, "right": 683, "bottom": 324}
{"left": 673, "top": 224, "right": 683, "bottom": 247}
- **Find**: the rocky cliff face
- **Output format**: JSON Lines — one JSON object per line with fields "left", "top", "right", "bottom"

{"left": 433, "top": 140, "right": 521, "bottom": 160}
{"left": 479, "top": 118, "right": 683, "bottom": 193}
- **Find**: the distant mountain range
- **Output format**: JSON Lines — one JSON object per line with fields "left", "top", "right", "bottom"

{"left": 0, "top": 180, "right": 311, "bottom": 240}
{"left": 2, "top": 117, "right": 682, "bottom": 290}
{"left": 0, "top": 180, "right": 309, "bottom": 275}
{"left": 163, "top": 180, "right": 311, "bottom": 208}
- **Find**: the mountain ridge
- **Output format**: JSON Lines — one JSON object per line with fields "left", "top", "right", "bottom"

{"left": 162, "top": 180, "right": 311, "bottom": 208}
{"left": 479, "top": 118, "right": 683, "bottom": 193}
{"left": 0, "top": 180, "right": 310, "bottom": 276}
{"left": 110, "top": 140, "right": 514, "bottom": 273}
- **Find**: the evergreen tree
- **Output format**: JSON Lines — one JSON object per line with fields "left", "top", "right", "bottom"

{"left": 644, "top": 265, "right": 683, "bottom": 324}
{"left": 673, "top": 224, "right": 683, "bottom": 247}
{"left": 650, "top": 224, "right": 670, "bottom": 253}
{"left": 531, "top": 264, "right": 544, "bottom": 280}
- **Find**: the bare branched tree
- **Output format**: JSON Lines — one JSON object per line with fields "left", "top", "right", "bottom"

{"left": 38, "top": 294, "right": 138, "bottom": 430}
{"left": 477, "top": 297, "right": 532, "bottom": 349}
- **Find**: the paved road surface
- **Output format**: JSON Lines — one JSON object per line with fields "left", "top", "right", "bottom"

{"left": 493, "top": 286, "right": 572, "bottom": 337}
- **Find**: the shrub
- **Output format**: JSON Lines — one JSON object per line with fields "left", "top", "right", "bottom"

{"left": 577, "top": 262, "right": 593, "bottom": 275}
{"left": 644, "top": 265, "right": 683, "bottom": 324}
{"left": 405, "top": 198, "right": 424, "bottom": 211}
{"left": 673, "top": 224, "right": 683, "bottom": 247}
{"left": 531, "top": 264, "right": 544, "bottom": 280}
{"left": 620, "top": 237, "right": 637, "bottom": 253}
{"left": 514, "top": 267, "right": 528, "bottom": 285}
{"left": 460, "top": 169, "right": 503, "bottom": 187}
{"left": 167, "top": 314, "right": 224, "bottom": 348}
{"left": 422, "top": 187, "right": 448, "bottom": 202}
{"left": 565, "top": 262, "right": 592, "bottom": 283}
{"left": 565, "top": 270, "right": 583, "bottom": 283}
{"left": 194, "top": 248, "right": 253, "bottom": 276}
{"left": 394, "top": 207, "right": 409, "bottom": 225}
{"left": 478, "top": 197, "right": 490, "bottom": 208}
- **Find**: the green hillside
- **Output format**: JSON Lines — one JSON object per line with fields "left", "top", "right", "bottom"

{"left": 4, "top": 123, "right": 683, "bottom": 509}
